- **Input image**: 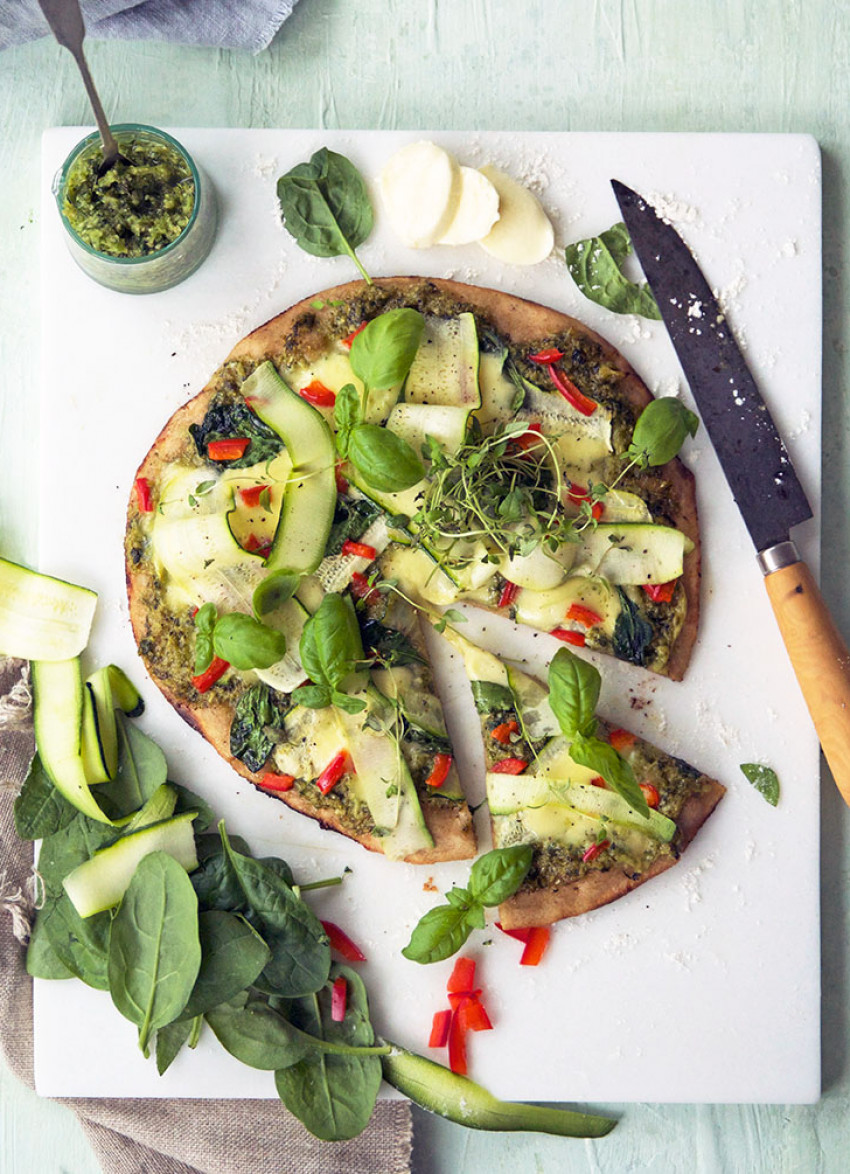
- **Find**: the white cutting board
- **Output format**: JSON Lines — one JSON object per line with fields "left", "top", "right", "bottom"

{"left": 35, "top": 128, "right": 821, "bottom": 1104}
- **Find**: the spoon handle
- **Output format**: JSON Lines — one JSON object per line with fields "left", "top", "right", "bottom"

{"left": 36, "top": 0, "right": 121, "bottom": 165}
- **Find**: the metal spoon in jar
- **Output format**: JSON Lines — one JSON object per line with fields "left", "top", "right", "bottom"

{"left": 37, "top": 0, "right": 127, "bottom": 175}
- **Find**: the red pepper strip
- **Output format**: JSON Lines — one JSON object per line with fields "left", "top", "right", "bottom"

{"left": 546, "top": 364, "right": 598, "bottom": 416}
{"left": 429, "top": 1008, "right": 452, "bottom": 1049}
{"left": 447, "top": 1007, "right": 468, "bottom": 1075}
{"left": 490, "top": 757, "right": 528, "bottom": 775}
{"left": 590, "top": 775, "right": 607, "bottom": 788}
{"left": 447, "top": 955, "right": 476, "bottom": 994}
{"left": 609, "top": 728, "right": 636, "bottom": 753}
{"left": 424, "top": 753, "right": 453, "bottom": 789}
{"left": 643, "top": 579, "right": 678, "bottom": 603}
{"left": 350, "top": 570, "right": 379, "bottom": 604}
{"left": 566, "top": 483, "right": 604, "bottom": 521}
{"left": 497, "top": 580, "right": 519, "bottom": 610}
{"left": 191, "top": 656, "right": 229, "bottom": 693}
{"left": 240, "top": 484, "right": 267, "bottom": 508}
{"left": 490, "top": 720, "right": 520, "bottom": 745}
{"left": 331, "top": 975, "right": 348, "bottom": 1023}
{"left": 519, "top": 926, "right": 551, "bottom": 967}
{"left": 528, "top": 348, "right": 564, "bottom": 364}
{"left": 321, "top": 920, "right": 367, "bottom": 963}
{"left": 299, "top": 380, "right": 336, "bottom": 407}
{"left": 495, "top": 921, "right": 533, "bottom": 944}
{"left": 640, "top": 781, "right": 660, "bottom": 808}
{"left": 243, "top": 533, "right": 272, "bottom": 557}
{"left": 259, "top": 772, "right": 295, "bottom": 793}
{"left": 458, "top": 995, "right": 493, "bottom": 1032}
{"left": 566, "top": 603, "right": 603, "bottom": 627}
{"left": 316, "top": 750, "right": 351, "bottom": 795}
{"left": 341, "top": 539, "right": 377, "bottom": 560}
{"left": 341, "top": 321, "right": 368, "bottom": 349}
{"left": 511, "top": 422, "right": 543, "bottom": 452}
{"left": 582, "top": 839, "right": 610, "bottom": 864}
{"left": 447, "top": 988, "right": 484, "bottom": 1010}
{"left": 207, "top": 437, "right": 250, "bottom": 461}
{"left": 134, "top": 476, "right": 154, "bottom": 513}
{"left": 335, "top": 461, "right": 349, "bottom": 494}
{"left": 550, "top": 628, "right": 586, "bottom": 647}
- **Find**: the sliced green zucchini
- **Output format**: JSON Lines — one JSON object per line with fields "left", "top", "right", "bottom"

{"left": 386, "top": 402, "right": 471, "bottom": 457}
{"left": 571, "top": 523, "right": 690, "bottom": 586}
{"left": 506, "top": 665, "right": 560, "bottom": 742}
{"left": 404, "top": 314, "right": 481, "bottom": 407}
{"left": 0, "top": 557, "right": 97, "bottom": 662}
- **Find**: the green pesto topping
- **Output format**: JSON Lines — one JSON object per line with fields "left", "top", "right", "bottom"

{"left": 63, "top": 136, "right": 195, "bottom": 257}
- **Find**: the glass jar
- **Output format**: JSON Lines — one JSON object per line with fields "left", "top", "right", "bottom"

{"left": 53, "top": 124, "right": 217, "bottom": 295}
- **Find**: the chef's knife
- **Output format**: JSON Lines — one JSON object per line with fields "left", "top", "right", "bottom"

{"left": 612, "top": 178, "right": 850, "bottom": 805}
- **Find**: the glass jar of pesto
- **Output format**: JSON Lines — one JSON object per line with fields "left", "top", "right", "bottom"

{"left": 53, "top": 124, "right": 217, "bottom": 294}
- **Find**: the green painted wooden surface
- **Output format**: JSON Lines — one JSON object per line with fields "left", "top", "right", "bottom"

{"left": 1, "top": 1, "right": 849, "bottom": 1169}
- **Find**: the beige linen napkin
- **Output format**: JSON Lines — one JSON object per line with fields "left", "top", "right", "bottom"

{"left": 0, "top": 656, "right": 412, "bottom": 1174}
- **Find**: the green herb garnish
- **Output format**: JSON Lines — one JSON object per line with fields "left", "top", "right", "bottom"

{"left": 565, "top": 221, "right": 661, "bottom": 319}
{"left": 628, "top": 397, "right": 699, "bottom": 467}
{"left": 740, "top": 763, "right": 780, "bottom": 806}
{"left": 292, "top": 592, "right": 367, "bottom": 714}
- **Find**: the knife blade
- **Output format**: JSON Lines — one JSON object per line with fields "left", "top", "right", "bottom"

{"left": 612, "top": 178, "right": 850, "bottom": 805}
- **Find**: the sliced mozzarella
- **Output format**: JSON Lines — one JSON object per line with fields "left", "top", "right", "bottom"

{"left": 378, "top": 141, "right": 461, "bottom": 248}
{"left": 478, "top": 164, "right": 555, "bottom": 265}
{"left": 436, "top": 166, "right": 500, "bottom": 246}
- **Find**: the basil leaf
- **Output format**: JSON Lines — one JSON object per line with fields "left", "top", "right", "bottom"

{"left": 348, "top": 425, "right": 425, "bottom": 492}
{"left": 330, "top": 689, "right": 367, "bottom": 715}
{"left": 570, "top": 733, "right": 649, "bottom": 818}
{"left": 740, "top": 762, "right": 780, "bottom": 806}
{"left": 291, "top": 683, "right": 333, "bottom": 710}
{"left": 628, "top": 397, "right": 699, "bottom": 467}
{"left": 300, "top": 593, "right": 365, "bottom": 694}
{"left": 179, "top": 910, "right": 271, "bottom": 1021}
{"left": 277, "top": 148, "right": 374, "bottom": 283}
{"left": 467, "top": 845, "right": 533, "bottom": 907}
{"left": 548, "top": 647, "right": 601, "bottom": 739}
{"left": 252, "top": 571, "right": 299, "bottom": 619}
{"left": 470, "top": 679, "right": 515, "bottom": 713}
{"left": 14, "top": 753, "right": 77, "bottom": 840}
{"left": 195, "top": 602, "right": 217, "bottom": 635}
{"left": 333, "top": 383, "right": 363, "bottom": 458}
{"left": 565, "top": 222, "right": 661, "bottom": 319}
{"left": 194, "top": 634, "right": 214, "bottom": 676}
{"left": 108, "top": 851, "right": 202, "bottom": 1056}
{"left": 156, "top": 1019, "right": 193, "bottom": 1075}
{"left": 213, "top": 613, "right": 287, "bottom": 672}
{"left": 206, "top": 993, "right": 312, "bottom": 1070}
{"left": 401, "top": 902, "right": 476, "bottom": 965}
{"left": 349, "top": 308, "right": 424, "bottom": 390}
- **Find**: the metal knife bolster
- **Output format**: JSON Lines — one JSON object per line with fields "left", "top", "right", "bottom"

{"left": 757, "top": 540, "right": 800, "bottom": 576}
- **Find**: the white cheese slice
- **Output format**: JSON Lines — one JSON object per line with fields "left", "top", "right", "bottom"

{"left": 477, "top": 164, "right": 555, "bottom": 265}
{"left": 378, "top": 141, "right": 461, "bottom": 248}
{"left": 435, "top": 166, "right": 500, "bottom": 245}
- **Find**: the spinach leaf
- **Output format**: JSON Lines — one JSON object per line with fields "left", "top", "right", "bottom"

{"left": 277, "top": 148, "right": 374, "bottom": 283}
{"left": 294, "top": 593, "right": 367, "bottom": 714}
{"left": 570, "top": 732, "right": 648, "bottom": 817}
{"left": 470, "top": 680, "right": 515, "bottom": 714}
{"left": 26, "top": 908, "right": 75, "bottom": 980}
{"left": 40, "top": 892, "right": 111, "bottom": 990}
{"left": 206, "top": 992, "right": 312, "bottom": 1070}
{"left": 229, "top": 683, "right": 289, "bottom": 774}
{"left": 347, "top": 425, "right": 425, "bottom": 493}
{"left": 565, "top": 222, "right": 661, "bottom": 319}
{"left": 740, "top": 762, "right": 780, "bottom": 806}
{"left": 37, "top": 812, "right": 116, "bottom": 897}
{"left": 108, "top": 851, "right": 202, "bottom": 1056}
{"left": 219, "top": 824, "right": 330, "bottom": 998}
{"left": 179, "top": 911, "right": 270, "bottom": 1021}
{"left": 98, "top": 714, "right": 168, "bottom": 819}
{"left": 119, "top": 783, "right": 179, "bottom": 837}
{"left": 349, "top": 308, "right": 424, "bottom": 391}
{"left": 547, "top": 647, "right": 600, "bottom": 739}
{"left": 171, "top": 783, "right": 217, "bottom": 833}
{"left": 325, "top": 496, "right": 381, "bottom": 558}
{"left": 14, "top": 753, "right": 77, "bottom": 840}
{"left": 360, "top": 618, "right": 425, "bottom": 667}
{"left": 155, "top": 1018, "right": 193, "bottom": 1075}
{"left": 189, "top": 397, "right": 283, "bottom": 469}
{"left": 627, "top": 397, "right": 699, "bottom": 467}
{"left": 274, "top": 966, "right": 383, "bottom": 1141}
{"left": 212, "top": 613, "right": 288, "bottom": 672}
{"left": 613, "top": 588, "right": 654, "bottom": 666}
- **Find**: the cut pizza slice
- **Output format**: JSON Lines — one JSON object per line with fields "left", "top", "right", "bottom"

{"left": 440, "top": 625, "right": 725, "bottom": 928}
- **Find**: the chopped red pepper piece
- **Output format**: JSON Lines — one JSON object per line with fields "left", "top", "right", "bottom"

{"left": 350, "top": 570, "right": 378, "bottom": 603}
{"left": 341, "top": 539, "right": 377, "bottom": 561}
{"left": 582, "top": 839, "right": 610, "bottom": 864}
{"left": 134, "top": 476, "right": 154, "bottom": 513}
{"left": 334, "top": 461, "right": 349, "bottom": 494}
{"left": 497, "top": 580, "right": 519, "bottom": 610}
{"left": 590, "top": 775, "right": 607, "bottom": 788}
{"left": 207, "top": 437, "right": 250, "bottom": 461}
{"left": 566, "top": 603, "right": 603, "bottom": 627}
{"left": 511, "top": 422, "right": 543, "bottom": 453}
{"left": 643, "top": 579, "right": 678, "bottom": 603}
{"left": 609, "top": 728, "right": 636, "bottom": 753}
{"left": 490, "top": 757, "right": 528, "bottom": 775}
{"left": 550, "top": 628, "right": 586, "bottom": 647}
{"left": 528, "top": 348, "right": 564, "bottom": 364}
{"left": 424, "top": 753, "right": 453, "bottom": 789}
{"left": 447, "top": 956, "right": 476, "bottom": 994}
{"left": 490, "top": 720, "right": 520, "bottom": 745}
{"left": 519, "top": 926, "right": 551, "bottom": 967}
{"left": 259, "top": 772, "right": 295, "bottom": 793}
{"left": 428, "top": 1008, "right": 452, "bottom": 1049}
{"left": 547, "top": 364, "right": 598, "bottom": 416}
{"left": 495, "top": 921, "right": 533, "bottom": 943}
{"left": 640, "top": 781, "right": 660, "bottom": 808}
{"left": 239, "top": 484, "right": 266, "bottom": 508}
{"left": 458, "top": 995, "right": 493, "bottom": 1032}
{"left": 321, "top": 920, "right": 367, "bottom": 962}
{"left": 191, "top": 656, "right": 229, "bottom": 693}
{"left": 341, "top": 321, "right": 368, "bottom": 349}
{"left": 567, "top": 483, "right": 604, "bottom": 520}
{"left": 243, "top": 533, "right": 272, "bottom": 557}
{"left": 299, "top": 380, "right": 336, "bottom": 407}
{"left": 331, "top": 975, "right": 348, "bottom": 1022}
{"left": 447, "top": 988, "right": 484, "bottom": 1010}
{"left": 316, "top": 750, "right": 351, "bottom": 795}
{"left": 447, "top": 1007, "right": 468, "bottom": 1075}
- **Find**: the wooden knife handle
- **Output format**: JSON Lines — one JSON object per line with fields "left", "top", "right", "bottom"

{"left": 764, "top": 559, "right": 850, "bottom": 806}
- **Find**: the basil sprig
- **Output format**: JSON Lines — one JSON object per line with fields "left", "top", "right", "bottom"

{"left": 547, "top": 648, "right": 649, "bottom": 818}
{"left": 334, "top": 310, "right": 426, "bottom": 493}
{"left": 628, "top": 397, "right": 699, "bottom": 467}
{"left": 293, "top": 592, "right": 367, "bottom": 715}
{"left": 565, "top": 221, "right": 661, "bottom": 319}
{"left": 195, "top": 604, "right": 288, "bottom": 673}
{"left": 276, "top": 148, "right": 374, "bottom": 283}
{"left": 402, "top": 845, "right": 533, "bottom": 964}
